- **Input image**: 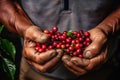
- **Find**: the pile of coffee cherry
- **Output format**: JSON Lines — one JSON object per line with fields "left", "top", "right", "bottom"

{"left": 35, "top": 26, "right": 92, "bottom": 58}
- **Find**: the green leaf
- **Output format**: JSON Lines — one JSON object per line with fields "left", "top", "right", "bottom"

{"left": 0, "top": 39, "right": 16, "bottom": 60}
{"left": 0, "top": 25, "right": 4, "bottom": 33}
{"left": 2, "top": 58, "right": 16, "bottom": 80}
{"left": 67, "top": 30, "right": 73, "bottom": 36}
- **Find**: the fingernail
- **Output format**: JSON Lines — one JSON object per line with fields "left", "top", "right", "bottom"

{"left": 83, "top": 51, "right": 92, "bottom": 58}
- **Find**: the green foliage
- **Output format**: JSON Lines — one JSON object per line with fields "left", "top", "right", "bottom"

{"left": 0, "top": 25, "right": 4, "bottom": 33}
{"left": 0, "top": 25, "right": 16, "bottom": 80}
{"left": 1, "top": 58, "right": 16, "bottom": 80}
{"left": 67, "top": 30, "right": 73, "bottom": 36}
{"left": 0, "top": 39, "right": 16, "bottom": 61}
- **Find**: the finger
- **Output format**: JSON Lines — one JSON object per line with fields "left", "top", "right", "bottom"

{"left": 85, "top": 47, "right": 108, "bottom": 71}
{"left": 62, "top": 55, "right": 87, "bottom": 75}
{"left": 24, "top": 39, "right": 36, "bottom": 48}
{"left": 27, "top": 51, "right": 63, "bottom": 72}
{"left": 24, "top": 26, "right": 48, "bottom": 43}
{"left": 64, "top": 64, "right": 87, "bottom": 76}
{"left": 62, "top": 55, "right": 71, "bottom": 64}
{"left": 55, "top": 49, "right": 64, "bottom": 57}
{"left": 64, "top": 59, "right": 86, "bottom": 73}
{"left": 83, "top": 31, "right": 107, "bottom": 59}
{"left": 24, "top": 47, "right": 57, "bottom": 64}
{"left": 71, "top": 57, "right": 90, "bottom": 67}
{"left": 64, "top": 64, "right": 79, "bottom": 76}
{"left": 42, "top": 49, "right": 63, "bottom": 70}
{"left": 47, "top": 49, "right": 64, "bottom": 72}
{"left": 63, "top": 58, "right": 87, "bottom": 76}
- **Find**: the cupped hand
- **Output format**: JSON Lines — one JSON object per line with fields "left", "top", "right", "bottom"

{"left": 22, "top": 26, "right": 63, "bottom": 72}
{"left": 62, "top": 27, "right": 109, "bottom": 76}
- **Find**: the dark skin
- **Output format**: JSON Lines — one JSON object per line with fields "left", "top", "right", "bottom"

{"left": 0, "top": 0, "right": 120, "bottom": 76}
{"left": 0, "top": 0, "right": 63, "bottom": 72}
{"left": 62, "top": 7, "right": 120, "bottom": 75}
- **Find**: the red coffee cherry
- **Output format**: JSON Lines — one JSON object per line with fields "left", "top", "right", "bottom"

{"left": 35, "top": 26, "right": 92, "bottom": 58}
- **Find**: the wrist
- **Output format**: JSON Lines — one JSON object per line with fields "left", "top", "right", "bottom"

{"left": 14, "top": 12, "right": 34, "bottom": 37}
{"left": 97, "top": 7, "right": 120, "bottom": 36}
{"left": 0, "top": 0, "right": 34, "bottom": 37}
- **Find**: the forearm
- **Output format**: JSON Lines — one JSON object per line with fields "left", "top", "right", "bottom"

{"left": 97, "top": 6, "right": 120, "bottom": 35}
{"left": 0, "top": 0, "right": 34, "bottom": 37}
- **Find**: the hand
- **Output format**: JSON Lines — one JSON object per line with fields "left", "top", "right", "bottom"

{"left": 62, "top": 27, "right": 108, "bottom": 76}
{"left": 23, "top": 26, "right": 63, "bottom": 72}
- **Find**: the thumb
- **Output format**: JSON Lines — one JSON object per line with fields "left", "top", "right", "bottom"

{"left": 83, "top": 31, "right": 107, "bottom": 59}
{"left": 24, "top": 26, "right": 48, "bottom": 43}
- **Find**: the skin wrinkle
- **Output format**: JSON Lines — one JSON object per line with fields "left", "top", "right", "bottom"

{"left": 27, "top": 48, "right": 37, "bottom": 62}
{"left": 15, "top": 4, "right": 35, "bottom": 36}
{"left": 1, "top": 8, "right": 18, "bottom": 34}
{"left": 1, "top": 1, "right": 32, "bottom": 36}
{"left": 14, "top": 7, "right": 34, "bottom": 37}
{"left": 64, "top": 62, "right": 87, "bottom": 76}
{"left": 84, "top": 28, "right": 108, "bottom": 59}
{"left": 62, "top": 55, "right": 87, "bottom": 76}
{"left": 36, "top": 52, "right": 53, "bottom": 64}
{"left": 27, "top": 61, "right": 48, "bottom": 72}
{"left": 85, "top": 43, "right": 107, "bottom": 71}
{"left": 70, "top": 64, "right": 87, "bottom": 74}
{"left": 71, "top": 57, "right": 90, "bottom": 67}
{"left": 85, "top": 47, "right": 108, "bottom": 71}
{"left": 97, "top": 7, "right": 120, "bottom": 36}
{"left": 0, "top": 0, "right": 120, "bottom": 79}
{"left": 28, "top": 40, "right": 36, "bottom": 48}
{"left": 24, "top": 26, "right": 48, "bottom": 43}
{"left": 38, "top": 52, "right": 63, "bottom": 72}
